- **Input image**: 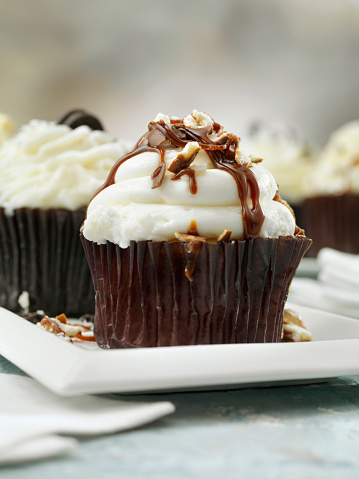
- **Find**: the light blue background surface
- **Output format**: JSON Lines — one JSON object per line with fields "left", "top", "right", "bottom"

{"left": 2, "top": 354, "right": 359, "bottom": 479}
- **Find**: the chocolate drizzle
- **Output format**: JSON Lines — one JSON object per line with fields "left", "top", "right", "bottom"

{"left": 171, "top": 168, "right": 197, "bottom": 194}
{"left": 91, "top": 117, "right": 265, "bottom": 239}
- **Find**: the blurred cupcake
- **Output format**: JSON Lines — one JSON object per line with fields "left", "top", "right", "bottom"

{"left": 303, "top": 121, "right": 359, "bottom": 256}
{"left": 0, "top": 113, "right": 15, "bottom": 146}
{"left": 81, "top": 110, "right": 311, "bottom": 349}
{"left": 0, "top": 109, "right": 133, "bottom": 317}
{"left": 246, "top": 121, "right": 317, "bottom": 226}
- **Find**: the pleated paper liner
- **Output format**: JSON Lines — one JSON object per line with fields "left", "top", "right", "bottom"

{"left": 303, "top": 194, "right": 359, "bottom": 257}
{"left": 81, "top": 236, "right": 311, "bottom": 349}
{"left": 0, "top": 207, "right": 94, "bottom": 318}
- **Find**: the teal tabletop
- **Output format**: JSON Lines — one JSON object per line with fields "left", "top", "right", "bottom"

{"left": 1, "top": 354, "right": 359, "bottom": 479}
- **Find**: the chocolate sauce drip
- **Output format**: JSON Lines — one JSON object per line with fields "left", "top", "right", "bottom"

{"left": 187, "top": 220, "right": 199, "bottom": 236}
{"left": 90, "top": 118, "right": 265, "bottom": 239}
{"left": 171, "top": 168, "right": 197, "bottom": 194}
{"left": 57, "top": 109, "right": 104, "bottom": 131}
{"left": 151, "top": 162, "right": 166, "bottom": 189}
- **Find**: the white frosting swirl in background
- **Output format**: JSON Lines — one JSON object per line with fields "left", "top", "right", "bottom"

{"left": 308, "top": 121, "right": 359, "bottom": 195}
{"left": 0, "top": 113, "right": 15, "bottom": 146}
{"left": 0, "top": 120, "right": 134, "bottom": 213}
{"left": 83, "top": 117, "right": 296, "bottom": 248}
{"left": 244, "top": 122, "right": 317, "bottom": 204}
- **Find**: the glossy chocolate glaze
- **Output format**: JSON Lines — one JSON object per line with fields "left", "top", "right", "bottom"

{"left": 91, "top": 117, "right": 265, "bottom": 239}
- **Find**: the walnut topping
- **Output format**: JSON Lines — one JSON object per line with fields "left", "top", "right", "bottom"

{"left": 235, "top": 144, "right": 252, "bottom": 166}
{"left": 217, "top": 229, "right": 232, "bottom": 242}
{"left": 146, "top": 127, "right": 167, "bottom": 148}
{"left": 38, "top": 313, "right": 95, "bottom": 342}
{"left": 183, "top": 110, "right": 214, "bottom": 129}
{"left": 174, "top": 232, "right": 207, "bottom": 244}
{"left": 282, "top": 308, "right": 312, "bottom": 342}
{"left": 174, "top": 232, "right": 207, "bottom": 281}
{"left": 154, "top": 113, "right": 170, "bottom": 124}
{"left": 151, "top": 162, "right": 166, "bottom": 189}
{"left": 40, "top": 317, "right": 62, "bottom": 335}
{"left": 294, "top": 225, "right": 306, "bottom": 237}
{"left": 56, "top": 313, "right": 67, "bottom": 324}
{"left": 249, "top": 155, "right": 263, "bottom": 163}
{"left": 174, "top": 232, "right": 207, "bottom": 255}
{"left": 168, "top": 142, "right": 200, "bottom": 174}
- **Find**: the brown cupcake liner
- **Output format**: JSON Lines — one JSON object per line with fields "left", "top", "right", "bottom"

{"left": 81, "top": 235, "right": 311, "bottom": 349}
{"left": 0, "top": 207, "right": 94, "bottom": 317}
{"left": 302, "top": 194, "right": 359, "bottom": 257}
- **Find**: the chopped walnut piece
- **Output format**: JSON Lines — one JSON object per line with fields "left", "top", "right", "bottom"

{"left": 146, "top": 126, "right": 167, "bottom": 148}
{"left": 40, "top": 317, "right": 63, "bottom": 335}
{"left": 282, "top": 308, "right": 312, "bottom": 342}
{"left": 56, "top": 313, "right": 68, "bottom": 324}
{"left": 174, "top": 232, "right": 207, "bottom": 243}
{"left": 154, "top": 113, "right": 170, "bottom": 124}
{"left": 151, "top": 162, "right": 166, "bottom": 189}
{"left": 217, "top": 229, "right": 232, "bottom": 242}
{"left": 249, "top": 155, "right": 263, "bottom": 163}
{"left": 294, "top": 225, "right": 306, "bottom": 237}
{"left": 174, "top": 232, "right": 207, "bottom": 254}
{"left": 168, "top": 142, "right": 200, "bottom": 174}
{"left": 235, "top": 144, "right": 252, "bottom": 166}
{"left": 183, "top": 110, "right": 214, "bottom": 129}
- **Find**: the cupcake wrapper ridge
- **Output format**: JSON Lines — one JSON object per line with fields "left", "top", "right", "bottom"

{"left": 82, "top": 236, "right": 311, "bottom": 348}
{"left": 303, "top": 194, "right": 359, "bottom": 256}
{"left": 0, "top": 207, "right": 94, "bottom": 317}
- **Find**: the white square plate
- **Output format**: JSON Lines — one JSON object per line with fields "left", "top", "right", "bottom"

{"left": 1, "top": 303, "right": 359, "bottom": 396}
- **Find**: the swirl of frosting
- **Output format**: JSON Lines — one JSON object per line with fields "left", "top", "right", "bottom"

{"left": 245, "top": 121, "right": 317, "bottom": 204}
{"left": 0, "top": 119, "right": 134, "bottom": 213}
{"left": 83, "top": 111, "right": 296, "bottom": 248}
{"left": 307, "top": 121, "right": 359, "bottom": 195}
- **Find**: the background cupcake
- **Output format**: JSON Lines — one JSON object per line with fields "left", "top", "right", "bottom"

{"left": 0, "top": 110, "right": 133, "bottom": 318}
{"left": 245, "top": 121, "right": 317, "bottom": 226}
{"left": 303, "top": 121, "right": 359, "bottom": 256}
{"left": 82, "top": 110, "right": 311, "bottom": 349}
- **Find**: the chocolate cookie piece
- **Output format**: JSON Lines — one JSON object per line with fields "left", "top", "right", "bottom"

{"left": 57, "top": 109, "right": 104, "bottom": 131}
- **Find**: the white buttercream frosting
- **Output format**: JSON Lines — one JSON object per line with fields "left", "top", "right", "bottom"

{"left": 0, "top": 119, "right": 134, "bottom": 213}
{"left": 83, "top": 112, "right": 296, "bottom": 248}
{"left": 245, "top": 122, "right": 317, "bottom": 203}
{"left": 308, "top": 121, "right": 359, "bottom": 195}
{"left": 0, "top": 113, "right": 15, "bottom": 146}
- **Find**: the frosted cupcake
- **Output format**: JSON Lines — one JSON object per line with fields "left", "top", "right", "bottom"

{"left": 303, "top": 121, "right": 359, "bottom": 256}
{"left": 0, "top": 110, "right": 133, "bottom": 317}
{"left": 246, "top": 121, "right": 317, "bottom": 226}
{"left": 82, "top": 110, "right": 311, "bottom": 348}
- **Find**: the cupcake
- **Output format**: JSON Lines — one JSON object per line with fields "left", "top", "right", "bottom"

{"left": 0, "top": 109, "right": 133, "bottom": 317}
{"left": 303, "top": 121, "right": 359, "bottom": 256}
{"left": 81, "top": 110, "right": 311, "bottom": 349}
{"left": 245, "top": 121, "right": 317, "bottom": 226}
